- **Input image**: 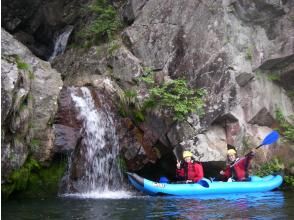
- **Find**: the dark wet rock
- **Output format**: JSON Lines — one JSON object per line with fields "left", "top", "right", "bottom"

{"left": 2, "top": 0, "right": 93, "bottom": 60}
{"left": 53, "top": 124, "right": 81, "bottom": 154}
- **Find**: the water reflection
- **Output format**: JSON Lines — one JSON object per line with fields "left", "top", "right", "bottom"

{"left": 3, "top": 191, "right": 293, "bottom": 220}
{"left": 144, "top": 191, "right": 286, "bottom": 219}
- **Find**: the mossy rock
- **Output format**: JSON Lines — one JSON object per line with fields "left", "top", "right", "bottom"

{"left": 2, "top": 158, "right": 66, "bottom": 199}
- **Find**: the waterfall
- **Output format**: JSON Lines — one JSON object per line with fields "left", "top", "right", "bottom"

{"left": 49, "top": 25, "right": 73, "bottom": 61}
{"left": 65, "top": 87, "right": 124, "bottom": 194}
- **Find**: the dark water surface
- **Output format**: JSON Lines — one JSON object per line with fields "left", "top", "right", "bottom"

{"left": 2, "top": 190, "right": 294, "bottom": 219}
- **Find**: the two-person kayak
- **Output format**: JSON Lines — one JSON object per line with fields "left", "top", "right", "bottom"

{"left": 127, "top": 172, "right": 283, "bottom": 196}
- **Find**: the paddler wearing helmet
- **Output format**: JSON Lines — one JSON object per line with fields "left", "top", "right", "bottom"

{"left": 220, "top": 146, "right": 255, "bottom": 182}
{"left": 176, "top": 150, "right": 204, "bottom": 183}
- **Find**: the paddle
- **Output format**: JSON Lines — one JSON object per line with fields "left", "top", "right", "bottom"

{"left": 233, "top": 130, "right": 280, "bottom": 165}
{"left": 255, "top": 130, "right": 279, "bottom": 149}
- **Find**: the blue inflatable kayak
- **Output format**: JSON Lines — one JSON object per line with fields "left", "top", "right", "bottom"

{"left": 127, "top": 172, "right": 283, "bottom": 196}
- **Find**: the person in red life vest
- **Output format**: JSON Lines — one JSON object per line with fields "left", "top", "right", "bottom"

{"left": 176, "top": 151, "right": 204, "bottom": 183}
{"left": 220, "top": 148, "right": 255, "bottom": 182}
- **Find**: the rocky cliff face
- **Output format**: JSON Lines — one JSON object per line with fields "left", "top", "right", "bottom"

{"left": 2, "top": 0, "right": 294, "bottom": 192}
{"left": 54, "top": 0, "right": 293, "bottom": 168}
{"left": 1, "top": 29, "right": 63, "bottom": 182}
{"left": 2, "top": 0, "right": 93, "bottom": 60}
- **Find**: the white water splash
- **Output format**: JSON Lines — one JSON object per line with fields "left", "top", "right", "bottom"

{"left": 68, "top": 87, "right": 123, "bottom": 193}
{"left": 62, "top": 190, "right": 137, "bottom": 199}
{"left": 49, "top": 25, "right": 73, "bottom": 61}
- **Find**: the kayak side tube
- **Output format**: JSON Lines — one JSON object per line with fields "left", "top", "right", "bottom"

{"left": 127, "top": 172, "right": 283, "bottom": 196}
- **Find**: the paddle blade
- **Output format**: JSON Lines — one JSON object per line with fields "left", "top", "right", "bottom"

{"left": 261, "top": 130, "right": 279, "bottom": 146}
{"left": 197, "top": 179, "right": 210, "bottom": 188}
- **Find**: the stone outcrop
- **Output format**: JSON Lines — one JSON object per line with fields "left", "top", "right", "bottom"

{"left": 2, "top": 0, "right": 93, "bottom": 60}
{"left": 2, "top": 0, "right": 294, "bottom": 187}
{"left": 1, "top": 29, "right": 63, "bottom": 181}
{"left": 120, "top": 0, "right": 294, "bottom": 158}
{"left": 51, "top": 0, "right": 293, "bottom": 175}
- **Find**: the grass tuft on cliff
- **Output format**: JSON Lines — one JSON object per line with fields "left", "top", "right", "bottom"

{"left": 79, "top": 0, "right": 122, "bottom": 46}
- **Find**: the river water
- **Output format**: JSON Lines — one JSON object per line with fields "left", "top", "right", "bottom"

{"left": 2, "top": 190, "right": 294, "bottom": 219}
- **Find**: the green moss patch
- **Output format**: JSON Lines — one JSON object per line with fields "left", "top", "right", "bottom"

{"left": 2, "top": 158, "right": 66, "bottom": 199}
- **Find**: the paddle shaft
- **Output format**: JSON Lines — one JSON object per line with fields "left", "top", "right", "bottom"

{"left": 255, "top": 144, "right": 263, "bottom": 150}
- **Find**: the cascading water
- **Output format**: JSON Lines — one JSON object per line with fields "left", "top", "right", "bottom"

{"left": 49, "top": 25, "right": 73, "bottom": 61}
{"left": 62, "top": 87, "right": 128, "bottom": 198}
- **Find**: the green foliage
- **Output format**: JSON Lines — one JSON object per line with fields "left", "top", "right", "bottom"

{"left": 138, "top": 69, "right": 206, "bottom": 121}
{"left": 118, "top": 89, "right": 145, "bottom": 122}
{"left": 15, "top": 56, "right": 30, "bottom": 71}
{"left": 2, "top": 158, "right": 40, "bottom": 198}
{"left": 29, "top": 160, "right": 66, "bottom": 195}
{"left": 284, "top": 175, "right": 294, "bottom": 187}
{"left": 140, "top": 75, "right": 155, "bottom": 86}
{"left": 2, "top": 158, "right": 66, "bottom": 199}
{"left": 124, "top": 89, "right": 137, "bottom": 100}
{"left": 117, "top": 155, "right": 127, "bottom": 173}
{"left": 121, "top": 68, "right": 206, "bottom": 122}
{"left": 267, "top": 73, "right": 280, "bottom": 81}
{"left": 275, "top": 109, "right": 294, "bottom": 142}
{"left": 107, "top": 41, "right": 120, "bottom": 55}
{"left": 30, "top": 139, "right": 41, "bottom": 152}
{"left": 146, "top": 78, "right": 206, "bottom": 121}
{"left": 255, "top": 158, "right": 284, "bottom": 177}
{"left": 122, "top": 90, "right": 141, "bottom": 109}
{"left": 11, "top": 159, "right": 40, "bottom": 191}
{"left": 14, "top": 55, "right": 35, "bottom": 80}
{"left": 134, "top": 111, "right": 145, "bottom": 122}
{"left": 138, "top": 67, "right": 156, "bottom": 85}
{"left": 80, "top": 0, "right": 122, "bottom": 46}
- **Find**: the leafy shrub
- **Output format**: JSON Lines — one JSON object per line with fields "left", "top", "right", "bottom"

{"left": 255, "top": 158, "right": 284, "bottom": 177}
{"left": 141, "top": 73, "right": 206, "bottom": 121}
{"left": 81, "top": 0, "right": 122, "bottom": 45}
{"left": 120, "top": 69, "right": 206, "bottom": 122}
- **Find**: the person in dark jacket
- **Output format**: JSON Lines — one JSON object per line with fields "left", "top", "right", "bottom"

{"left": 176, "top": 151, "right": 204, "bottom": 183}
{"left": 220, "top": 148, "right": 255, "bottom": 182}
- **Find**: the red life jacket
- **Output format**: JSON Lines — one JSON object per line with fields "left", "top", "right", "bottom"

{"left": 223, "top": 155, "right": 253, "bottom": 181}
{"left": 176, "top": 161, "right": 204, "bottom": 182}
